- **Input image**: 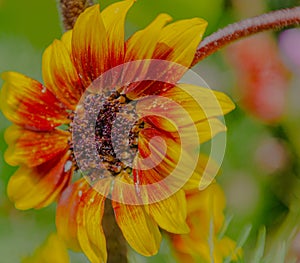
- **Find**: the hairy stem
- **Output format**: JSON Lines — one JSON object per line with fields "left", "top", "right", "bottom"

{"left": 192, "top": 6, "right": 300, "bottom": 66}
{"left": 59, "top": 0, "right": 95, "bottom": 30}
{"left": 102, "top": 199, "right": 128, "bottom": 263}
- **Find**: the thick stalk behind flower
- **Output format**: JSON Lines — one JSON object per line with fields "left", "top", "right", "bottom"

{"left": 59, "top": 0, "right": 94, "bottom": 30}
{"left": 102, "top": 199, "right": 128, "bottom": 263}
{"left": 192, "top": 6, "right": 300, "bottom": 65}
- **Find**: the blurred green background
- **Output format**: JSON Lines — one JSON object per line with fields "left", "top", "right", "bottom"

{"left": 1, "top": 0, "right": 300, "bottom": 262}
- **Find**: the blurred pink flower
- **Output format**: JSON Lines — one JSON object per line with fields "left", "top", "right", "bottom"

{"left": 279, "top": 28, "right": 300, "bottom": 73}
{"left": 227, "top": 34, "right": 290, "bottom": 123}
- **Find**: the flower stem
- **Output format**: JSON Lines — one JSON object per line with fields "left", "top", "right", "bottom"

{"left": 102, "top": 199, "right": 128, "bottom": 263}
{"left": 191, "top": 6, "right": 300, "bottom": 66}
{"left": 59, "top": 0, "right": 95, "bottom": 30}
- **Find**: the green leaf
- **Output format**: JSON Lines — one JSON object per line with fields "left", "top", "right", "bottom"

{"left": 224, "top": 224, "right": 252, "bottom": 263}
{"left": 218, "top": 214, "right": 234, "bottom": 239}
{"left": 250, "top": 226, "right": 266, "bottom": 263}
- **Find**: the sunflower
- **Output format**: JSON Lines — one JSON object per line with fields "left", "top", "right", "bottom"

{"left": 1, "top": 0, "right": 235, "bottom": 262}
{"left": 170, "top": 183, "right": 241, "bottom": 263}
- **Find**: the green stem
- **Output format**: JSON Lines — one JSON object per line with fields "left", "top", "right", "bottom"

{"left": 191, "top": 6, "right": 300, "bottom": 66}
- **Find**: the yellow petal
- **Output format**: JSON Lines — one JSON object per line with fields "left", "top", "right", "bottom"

{"left": 155, "top": 18, "right": 207, "bottom": 67}
{"left": 215, "top": 236, "right": 241, "bottom": 263}
{"left": 72, "top": 5, "right": 108, "bottom": 87}
{"left": 169, "top": 184, "right": 236, "bottom": 263}
{"left": 186, "top": 183, "right": 226, "bottom": 233}
{"left": 136, "top": 94, "right": 194, "bottom": 133}
{"left": 61, "top": 30, "right": 73, "bottom": 54}
{"left": 77, "top": 186, "right": 108, "bottom": 263}
{"left": 196, "top": 118, "right": 226, "bottom": 143}
{"left": 183, "top": 154, "right": 220, "bottom": 191}
{"left": 42, "top": 38, "right": 83, "bottom": 109}
{"left": 133, "top": 159, "right": 174, "bottom": 204}
{"left": 171, "top": 118, "right": 226, "bottom": 145}
{"left": 124, "top": 16, "right": 206, "bottom": 98}
{"left": 22, "top": 233, "right": 70, "bottom": 263}
{"left": 113, "top": 202, "right": 161, "bottom": 256}
{"left": 175, "top": 83, "right": 236, "bottom": 118}
{"left": 125, "top": 13, "right": 172, "bottom": 61}
{"left": 4, "top": 125, "right": 69, "bottom": 167}
{"left": 137, "top": 84, "right": 235, "bottom": 132}
{"left": 112, "top": 177, "right": 161, "bottom": 256}
{"left": 0, "top": 72, "right": 68, "bottom": 131}
{"left": 121, "top": 14, "right": 172, "bottom": 99}
{"left": 148, "top": 190, "right": 189, "bottom": 234}
{"left": 56, "top": 179, "right": 89, "bottom": 252}
{"left": 57, "top": 179, "right": 110, "bottom": 262}
{"left": 138, "top": 127, "right": 198, "bottom": 188}
{"left": 8, "top": 151, "right": 72, "bottom": 210}
{"left": 101, "top": 0, "right": 134, "bottom": 67}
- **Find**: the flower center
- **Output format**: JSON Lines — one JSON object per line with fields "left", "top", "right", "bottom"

{"left": 70, "top": 91, "right": 143, "bottom": 177}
